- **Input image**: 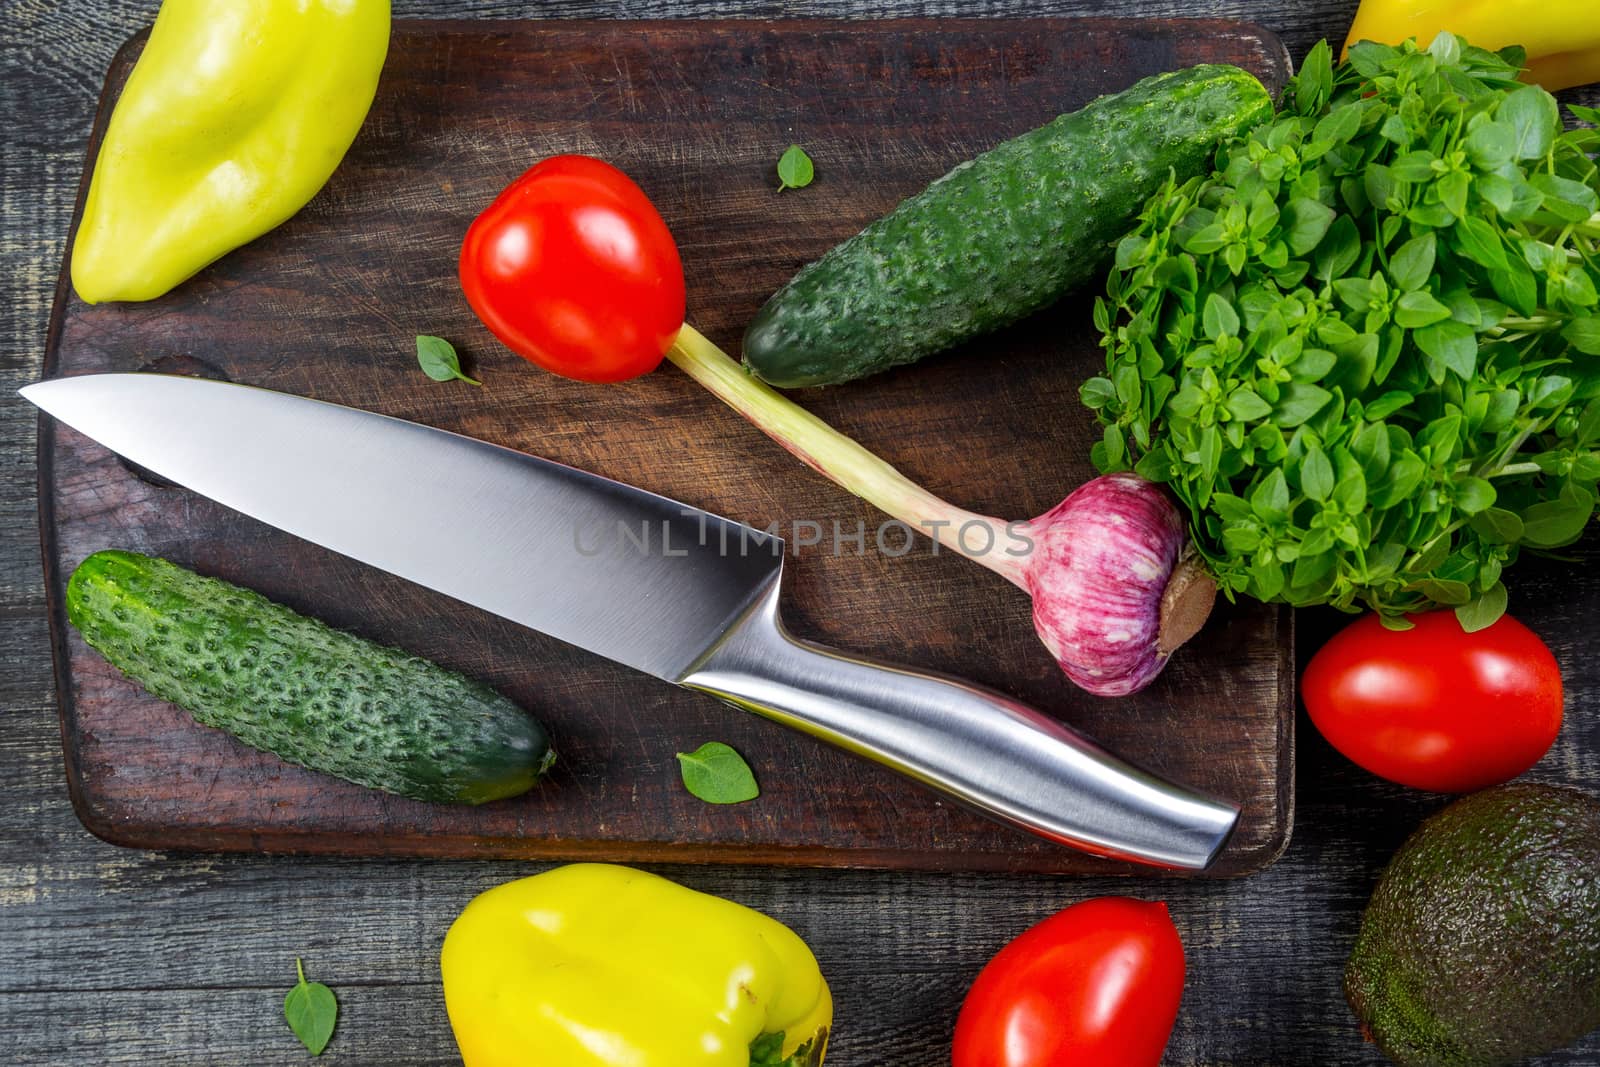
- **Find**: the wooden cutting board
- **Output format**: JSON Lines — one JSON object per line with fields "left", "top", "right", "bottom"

{"left": 40, "top": 18, "right": 1294, "bottom": 875}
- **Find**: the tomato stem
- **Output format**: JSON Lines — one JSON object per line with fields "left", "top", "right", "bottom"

{"left": 665, "top": 324, "right": 1028, "bottom": 589}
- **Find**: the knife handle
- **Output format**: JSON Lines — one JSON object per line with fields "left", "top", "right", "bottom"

{"left": 679, "top": 578, "right": 1239, "bottom": 870}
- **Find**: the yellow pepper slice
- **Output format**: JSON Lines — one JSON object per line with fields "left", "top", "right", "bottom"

{"left": 1343, "top": 0, "right": 1600, "bottom": 91}
{"left": 71, "top": 0, "right": 390, "bottom": 304}
{"left": 441, "top": 864, "right": 832, "bottom": 1067}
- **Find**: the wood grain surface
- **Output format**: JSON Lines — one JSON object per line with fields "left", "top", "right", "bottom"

{"left": 4, "top": 2, "right": 1599, "bottom": 1065}
{"left": 42, "top": 18, "right": 1293, "bottom": 875}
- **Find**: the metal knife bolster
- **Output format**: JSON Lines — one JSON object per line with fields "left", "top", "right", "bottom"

{"left": 679, "top": 571, "right": 1239, "bottom": 871}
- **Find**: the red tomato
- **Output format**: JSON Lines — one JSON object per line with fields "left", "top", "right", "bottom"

{"left": 1303, "top": 611, "right": 1563, "bottom": 793}
{"left": 951, "top": 897, "right": 1185, "bottom": 1067}
{"left": 459, "top": 155, "right": 686, "bottom": 383}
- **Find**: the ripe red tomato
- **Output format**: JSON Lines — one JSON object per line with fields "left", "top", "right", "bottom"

{"left": 1303, "top": 611, "right": 1563, "bottom": 793}
{"left": 459, "top": 155, "right": 686, "bottom": 383}
{"left": 951, "top": 897, "right": 1185, "bottom": 1067}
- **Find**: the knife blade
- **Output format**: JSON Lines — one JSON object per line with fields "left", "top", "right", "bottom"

{"left": 25, "top": 373, "right": 1239, "bottom": 870}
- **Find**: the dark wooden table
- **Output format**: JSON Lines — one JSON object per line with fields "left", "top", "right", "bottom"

{"left": 3, "top": 2, "right": 1597, "bottom": 1064}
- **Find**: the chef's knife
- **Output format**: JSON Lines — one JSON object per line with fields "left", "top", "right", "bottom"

{"left": 24, "top": 373, "right": 1239, "bottom": 870}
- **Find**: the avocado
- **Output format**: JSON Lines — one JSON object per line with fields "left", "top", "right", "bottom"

{"left": 1345, "top": 783, "right": 1600, "bottom": 1067}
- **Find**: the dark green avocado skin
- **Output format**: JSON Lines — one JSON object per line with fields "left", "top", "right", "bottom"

{"left": 741, "top": 64, "right": 1274, "bottom": 388}
{"left": 1345, "top": 783, "right": 1600, "bottom": 1067}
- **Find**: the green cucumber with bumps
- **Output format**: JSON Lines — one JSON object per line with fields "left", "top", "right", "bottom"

{"left": 742, "top": 64, "right": 1275, "bottom": 387}
{"left": 66, "top": 549, "right": 554, "bottom": 804}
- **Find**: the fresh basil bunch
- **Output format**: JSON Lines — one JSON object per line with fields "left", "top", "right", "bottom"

{"left": 1087, "top": 35, "right": 1600, "bottom": 628}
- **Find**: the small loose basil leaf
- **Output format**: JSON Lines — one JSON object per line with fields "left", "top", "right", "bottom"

{"left": 1498, "top": 83, "right": 1560, "bottom": 160}
{"left": 1564, "top": 317, "right": 1600, "bottom": 356}
{"left": 1469, "top": 507, "right": 1524, "bottom": 544}
{"left": 1456, "top": 581, "right": 1509, "bottom": 633}
{"left": 1378, "top": 613, "right": 1416, "bottom": 632}
{"left": 776, "top": 145, "right": 815, "bottom": 191}
{"left": 416, "top": 335, "right": 481, "bottom": 386}
{"left": 285, "top": 959, "right": 338, "bottom": 1057}
{"left": 1389, "top": 233, "right": 1436, "bottom": 292}
{"left": 676, "top": 741, "right": 760, "bottom": 804}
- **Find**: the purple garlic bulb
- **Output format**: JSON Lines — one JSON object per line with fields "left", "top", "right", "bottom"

{"left": 1024, "top": 473, "right": 1214, "bottom": 697}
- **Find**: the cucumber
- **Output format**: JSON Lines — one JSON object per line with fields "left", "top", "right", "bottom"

{"left": 742, "top": 64, "right": 1274, "bottom": 387}
{"left": 66, "top": 550, "right": 554, "bottom": 805}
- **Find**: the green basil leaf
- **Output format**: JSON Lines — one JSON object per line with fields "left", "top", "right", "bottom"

{"left": 1273, "top": 383, "right": 1333, "bottom": 427}
{"left": 1391, "top": 151, "right": 1438, "bottom": 183}
{"left": 1564, "top": 317, "right": 1600, "bottom": 356}
{"left": 1202, "top": 292, "right": 1240, "bottom": 340}
{"left": 1301, "top": 445, "right": 1335, "bottom": 501}
{"left": 1227, "top": 389, "right": 1273, "bottom": 421}
{"left": 1414, "top": 320, "right": 1478, "bottom": 380}
{"left": 1101, "top": 423, "right": 1127, "bottom": 468}
{"left": 1363, "top": 390, "right": 1414, "bottom": 419}
{"left": 285, "top": 959, "right": 338, "bottom": 1057}
{"left": 1577, "top": 397, "right": 1600, "bottom": 446}
{"left": 1498, "top": 83, "right": 1560, "bottom": 160}
{"left": 1521, "top": 484, "right": 1597, "bottom": 547}
{"left": 1469, "top": 507, "right": 1524, "bottom": 544}
{"left": 1293, "top": 40, "right": 1334, "bottom": 115}
{"left": 1452, "top": 215, "right": 1509, "bottom": 272}
{"left": 1283, "top": 198, "right": 1337, "bottom": 256}
{"left": 416, "top": 335, "right": 481, "bottom": 386}
{"left": 1438, "top": 170, "right": 1470, "bottom": 219}
{"left": 1530, "top": 173, "right": 1599, "bottom": 222}
{"left": 1455, "top": 581, "right": 1508, "bottom": 633}
{"left": 1465, "top": 120, "right": 1516, "bottom": 169}
{"left": 776, "top": 144, "right": 815, "bottom": 191}
{"left": 1417, "top": 578, "right": 1473, "bottom": 606}
{"left": 1379, "top": 613, "right": 1416, "bottom": 632}
{"left": 1080, "top": 377, "right": 1117, "bottom": 410}
{"left": 677, "top": 741, "right": 760, "bottom": 803}
{"left": 1489, "top": 263, "right": 1539, "bottom": 317}
{"left": 1389, "top": 233, "right": 1436, "bottom": 292}
{"left": 1251, "top": 468, "right": 1291, "bottom": 523}
{"left": 1453, "top": 476, "right": 1496, "bottom": 514}
{"left": 1394, "top": 290, "right": 1453, "bottom": 328}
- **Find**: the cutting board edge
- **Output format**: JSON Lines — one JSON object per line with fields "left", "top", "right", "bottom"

{"left": 39, "top": 15, "right": 1298, "bottom": 877}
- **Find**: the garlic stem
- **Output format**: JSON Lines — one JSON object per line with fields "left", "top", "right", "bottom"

{"left": 666, "top": 324, "right": 1029, "bottom": 589}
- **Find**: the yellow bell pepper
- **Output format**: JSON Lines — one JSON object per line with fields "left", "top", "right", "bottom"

{"left": 441, "top": 864, "right": 832, "bottom": 1067}
{"left": 71, "top": 0, "right": 390, "bottom": 304}
{"left": 1343, "top": 1, "right": 1600, "bottom": 91}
